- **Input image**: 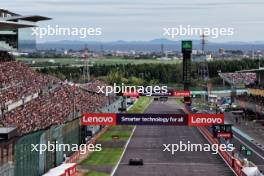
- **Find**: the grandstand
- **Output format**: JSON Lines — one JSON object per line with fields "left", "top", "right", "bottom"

{"left": 0, "top": 10, "right": 122, "bottom": 175}
{"left": 0, "top": 9, "right": 50, "bottom": 53}
{"left": 234, "top": 68, "right": 264, "bottom": 119}
{"left": 0, "top": 60, "right": 121, "bottom": 176}
{"left": 219, "top": 69, "right": 264, "bottom": 119}
{"left": 218, "top": 72, "right": 256, "bottom": 86}
{"left": 80, "top": 80, "right": 108, "bottom": 93}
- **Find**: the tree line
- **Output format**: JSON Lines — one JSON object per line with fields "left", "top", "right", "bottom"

{"left": 39, "top": 58, "right": 263, "bottom": 85}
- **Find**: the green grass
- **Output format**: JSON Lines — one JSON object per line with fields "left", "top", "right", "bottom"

{"left": 175, "top": 98, "right": 182, "bottom": 105}
{"left": 81, "top": 148, "right": 123, "bottom": 166}
{"left": 17, "top": 57, "right": 83, "bottom": 65}
{"left": 17, "top": 57, "right": 179, "bottom": 66}
{"left": 85, "top": 171, "right": 109, "bottom": 176}
{"left": 91, "top": 58, "right": 179, "bottom": 65}
{"left": 109, "top": 125, "right": 134, "bottom": 130}
{"left": 127, "top": 97, "right": 153, "bottom": 113}
{"left": 97, "top": 130, "right": 131, "bottom": 142}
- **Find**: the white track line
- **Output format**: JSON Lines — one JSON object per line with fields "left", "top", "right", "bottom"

{"left": 119, "top": 162, "right": 224, "bottom": 166}
{"left": 110, "top": 126, "right": 136, "bottom": 176}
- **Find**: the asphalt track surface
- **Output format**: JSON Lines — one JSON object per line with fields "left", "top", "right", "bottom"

{"left": 114, "top": 99, "right": 234, "bottom": 176}
{"left": 232, "top": 131, "right": 264, "bottom": 171}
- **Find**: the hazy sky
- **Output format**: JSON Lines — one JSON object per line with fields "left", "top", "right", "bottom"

{"left": 3, "top": 0, "right": 264, "bottom": 42}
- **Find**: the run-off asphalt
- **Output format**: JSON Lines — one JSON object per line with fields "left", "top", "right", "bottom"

{"left": 114, "top": 100, "right": 234, "bottom": 176}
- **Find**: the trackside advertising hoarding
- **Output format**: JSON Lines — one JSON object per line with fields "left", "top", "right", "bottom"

{"left": 188, "top": 114, "right": 224, "bottom": 126}
{"left": 116, "top": 113, "right": 188, "bottom": 125}
{"left": 81, "top": 113, "right": 224, "bottom": 126}
{"left": 81, "top": 113, "right": 116, "bottom": 125}
{"left": 121, "top": 90, "right": 190, "bottom": 97}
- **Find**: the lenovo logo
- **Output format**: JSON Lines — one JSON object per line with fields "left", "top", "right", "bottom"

{"left": 172, "top": 90, "right": 190, "bottom": 97}
{"left": 217, "top": 133, "right": 232, "bottom": 139}
{"left": 81, "top": 113, "right": 116, "bottom": 125}
{"left": 188, "top": 114, "right": 224, "bottom": 126}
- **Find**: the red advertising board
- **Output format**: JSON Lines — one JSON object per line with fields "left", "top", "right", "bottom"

{"left": 172, "top": 90, "right": 190, "bottom": 97}
{"left": 217, "top": 132, "right": 232, "bottom": 139}
{"left": 81, "top": 113, "right": 224, "bottom": 127}
{"left": 81, "top": 113, "right": 116, "bottom": 125}
{"left": 122, "top": 91, "right": 139, "bottom": 97}
{"left": 188, "top": 114, "right": 224, "bottom": 126}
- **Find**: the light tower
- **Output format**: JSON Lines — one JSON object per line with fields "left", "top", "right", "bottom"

{"left": 82, "top": 45, "right": 92, "bottom": 83}
{"left": 198, "top": 34, "right": 209, "bottom": 81}
{"left": 201, "top": 34, "right": 207, "bottom": 54}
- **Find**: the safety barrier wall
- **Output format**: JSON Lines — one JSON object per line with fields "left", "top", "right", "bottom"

{"left": 11, "top": 98, "right": 122, "bottom": 176}
{"left": 65, "top": 164, "right": 77, "bottom": 176}
{"left": 43, "top": 163, "right": 77, "bottom": 176}
{"left": 14, "top": 130, "right": 44, "bottom": 176}
{"left": 65, "top": 127, "right": 107, "bottom": 164}
{"left": 198, "top": 126, "right": 243, "bottom": 176}
{"left": 13, "top": 118, "right": 81, "bottom": 176}
{"left": 38, "top": 125, "right": 65, "bottom": 175}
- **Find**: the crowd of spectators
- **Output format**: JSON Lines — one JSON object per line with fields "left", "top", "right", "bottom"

{"left": 236, "top": 94, "right": 264, "bottom": 106}
{"left": 219, "top": 73, "right": 256, "bottom": 85}
{"left": 0, "top": 61, "right": 112, "bottom": 135}
{"left": 81, "top": 80, "right": 108, "bottom": 93}
{"left": 75, "top": 89, "right": 109, "bottom": 114}
{"left": 0, "top": 62, "right": 60, "bottom": 107}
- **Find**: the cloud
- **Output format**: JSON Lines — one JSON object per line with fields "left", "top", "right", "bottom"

{"left": 233, "top": 21, "right": 264, "bottom": 24}
{"left": 2, "top": 0, "right": 264, "bottom": 42}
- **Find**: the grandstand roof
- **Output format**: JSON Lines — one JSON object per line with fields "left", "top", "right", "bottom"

{"left": 5, "top": 15, "right": 52, "bottom": 22}
{"left": 0, "top": 9, "right": 51, "bottom": 30}
{"left": 0, "top": 9, "right": 20, "bottom": 17}
{"left": 0, "top": 20, "right": 36, "bottom": 30}
{"left": 236, "top": 68, "right": 264, "bottom": 73}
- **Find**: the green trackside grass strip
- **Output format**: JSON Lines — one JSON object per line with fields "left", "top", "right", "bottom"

{"left": 127, "top": 97, "right": 153, "bottom": 113}
{"left": 108, "top": 125, "right": 134, "bottom": 130}
{"left": 81, "top": 148, "right": 123, "bottom": 166}
{"left": 97, "top": 130, "right": 132, "bottom": 142}
{"left": 85, "top": 171, "right": 109, "bottom": 176}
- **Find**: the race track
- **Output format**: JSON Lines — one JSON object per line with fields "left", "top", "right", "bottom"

{"left": 114, "top": 99, "right": 234, "bottom": 176}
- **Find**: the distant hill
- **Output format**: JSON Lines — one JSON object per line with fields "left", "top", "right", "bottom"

{"left": 37, "top": 39, "right": 264, "bottom": 51}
